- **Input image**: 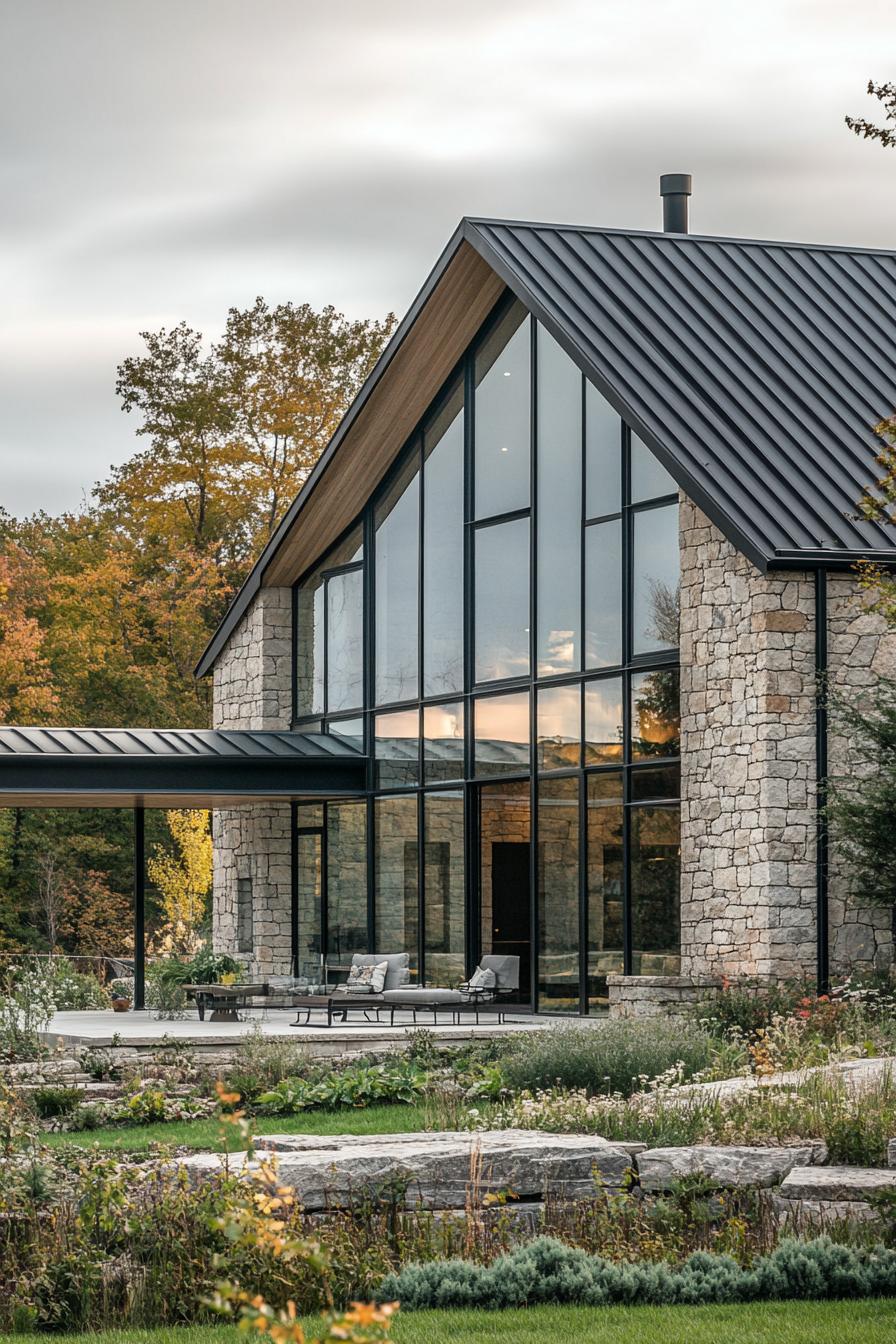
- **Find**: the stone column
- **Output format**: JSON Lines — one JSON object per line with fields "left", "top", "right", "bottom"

{"left": 676, "top": 497, "right": 818, "bottom": 983}
{"left": 211, "top": 587, "right": 294, "bottom": 978}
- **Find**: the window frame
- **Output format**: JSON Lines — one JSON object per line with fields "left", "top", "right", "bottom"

{"left": 288, "top": 290, "right": 682, "bottom": 1008}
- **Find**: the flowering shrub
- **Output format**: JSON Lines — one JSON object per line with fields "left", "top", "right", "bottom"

{"left": 698, "top": 977, "right": 896, "bottom": 1074}
{"left": 209, "top": 1088, "right": 396, "bottom": 1343}
{"left": 0, "top": 961, "right": 57, "bottom": 1060}
{"left": 39, "top": 958, "right": 109, "bottom": 1011}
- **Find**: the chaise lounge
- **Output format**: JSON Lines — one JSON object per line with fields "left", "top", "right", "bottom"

{"left": 381, "top": 954, "right": 521, "bottom": 1025}
{"left": 288, "top": 952, "right": 411, "bottom": 1026}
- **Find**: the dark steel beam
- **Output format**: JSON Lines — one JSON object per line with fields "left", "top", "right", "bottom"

{"left": 0, "top": 753, "right": 367, "bottom": 801}
{"left": 815, "top": 570, "right": 830, "bottom": 996}
{"left": 134, "top": 806, "right": 145, "bottom": 1011}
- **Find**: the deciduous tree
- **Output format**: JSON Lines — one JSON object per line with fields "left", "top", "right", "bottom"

{"left": 846, "top": 79, "right": 896, "bottom": 149}
{"left": 147, "top": 809, "right": 213, "bottom": 951}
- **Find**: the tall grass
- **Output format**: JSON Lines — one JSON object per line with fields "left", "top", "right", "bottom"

{"left": 470, "top": 1068, "right": 896, "bottom": 1166}
{"left": 497, "top": 1020, "right": 735, "bottom": 1098}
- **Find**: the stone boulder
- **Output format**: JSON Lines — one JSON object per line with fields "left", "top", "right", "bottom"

{"left": 778, "top": 1165, "right": 896, "bottom": 1202}
{"left": 180, "top": 1129, "right": 634, "bottom": 1210}
{"left": 636, "top": 1143, "right": 826, "bottom": 1191}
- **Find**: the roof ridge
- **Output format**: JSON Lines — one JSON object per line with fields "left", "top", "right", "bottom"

{"left": 465, "top": 217, "right": 896, "bottom": 260}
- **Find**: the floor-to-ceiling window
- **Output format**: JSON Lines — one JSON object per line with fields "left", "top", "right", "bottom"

{"left": 292, "top": 292, "right": 680, "bottom": 1011}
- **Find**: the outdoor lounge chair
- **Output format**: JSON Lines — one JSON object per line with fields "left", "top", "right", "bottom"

{"left": 382, "top": 954, "right": 521, "bottom": 1025}
{"left": 288, "top": 952, "right": 411, "bottom": 1026}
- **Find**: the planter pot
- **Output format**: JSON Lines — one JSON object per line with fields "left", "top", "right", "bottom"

{"left": 111, "top": 999, "right": 131, "bottom": 1013}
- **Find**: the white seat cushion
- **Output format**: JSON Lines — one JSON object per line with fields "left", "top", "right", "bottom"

{"left": 382, "top": 988, "right": 463, "bottom": 1005}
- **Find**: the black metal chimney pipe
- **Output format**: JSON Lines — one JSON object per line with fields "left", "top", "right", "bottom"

{"left": 660, "top": 173, "right": 692, "bottom": 233}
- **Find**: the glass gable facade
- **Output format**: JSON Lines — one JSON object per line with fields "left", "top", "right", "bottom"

{"left": 291, "top": 295, "right": 680, "bottom": 1012}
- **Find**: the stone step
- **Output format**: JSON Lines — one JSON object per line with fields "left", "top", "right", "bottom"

{"left": 182, "top": 1128, "right": 634, "bottom": 1210}
{"left": 779, "top": 1165, "right": 896, "bottom": 1201}
{"left": 637, "top": 1143, "right": 827, "bottom": 1191}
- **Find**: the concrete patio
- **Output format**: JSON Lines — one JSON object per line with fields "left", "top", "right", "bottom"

{"left": 43, "top": 1006, "right": 555, "bottom": 1052}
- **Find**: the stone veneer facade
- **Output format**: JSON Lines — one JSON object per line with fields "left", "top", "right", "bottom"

{"left": 677, "top": 496, "right": 894, "bottom": 992}
{"left": 212, "top": 587, "right": 294, "bottom": 977}
{"left": 210, "top": 496, "right": 895, "bottom": 1002}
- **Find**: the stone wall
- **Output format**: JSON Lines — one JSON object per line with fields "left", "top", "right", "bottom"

{"left": 678, "top": 497, "right": 818, "bottom": 981}
{"left": 212, "top": 587, "right": 294, "bottom": 977}
{"left": 212, "top": 587, "right": 292, "bottom": 731}
{"left": 676, "top": 497, "right": 894, "bottom": 986}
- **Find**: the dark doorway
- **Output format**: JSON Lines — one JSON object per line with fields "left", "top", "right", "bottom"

{"left": 479, "top": 780, "right": 531, "bottom": 1004}
{"left": 490, "top": 842, "right": 531, "bottom": 1002}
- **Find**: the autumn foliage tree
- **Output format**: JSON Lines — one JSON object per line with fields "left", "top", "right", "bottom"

{"left": 0, "top": 296, "right": 393, "bottom": 952}
{"left": 147, "top": 810, "right": 213, "bottom": 953}
{"left": 109, "top": 298, "right": 395, "bottom": 581}
{"left": 0, "top": 517, "right": 57, "bottom": 722}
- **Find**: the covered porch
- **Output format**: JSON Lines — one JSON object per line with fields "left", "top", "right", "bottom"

{"left": 0, "top": 725, "right": 367, "bottom": 1008}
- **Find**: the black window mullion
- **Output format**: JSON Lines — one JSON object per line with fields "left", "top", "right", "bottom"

{"left": 366, "top": 793, "right": 375, "bottom": 954}
{"left": 322, "top": 574, "right": 329, "bottom": 718}
{"left": 575, "top": 772, "right": 587, "bottom": 1016}
{"left": 529, "top": 316, "right": 538, "bottom": 1013}
{"left": 363, "top": 505, "right": 375, "bottom": 788}
{"left": 417, "top": 788, "right": 425, "bottom": 986}
{"left": 321, "top": 815, "right": 329, "bottom": 979}
{"left": 291, "top": 583, "right": 299, "bottom": 725}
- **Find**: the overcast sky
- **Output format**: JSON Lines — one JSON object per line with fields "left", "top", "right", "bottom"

{"left": 1, "top": 0, "right": 894, "bottom": 516}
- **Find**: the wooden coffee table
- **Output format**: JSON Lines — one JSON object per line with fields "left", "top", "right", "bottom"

{"left": 183, "top": 982, "right": 268, "bottom": 1022}
{"left": 290, "top": 993, "right": 385, "bottom": 1027}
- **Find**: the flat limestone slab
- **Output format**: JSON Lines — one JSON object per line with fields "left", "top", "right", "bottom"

{"left": 636, "top": 1143, "right": 826, "bottom": 1191}
{"left": 779, "top": 1165, "right": 896, "bottom": 1202}
{"left": 180, "top": 1129, "right": 633, "bottom": 1209}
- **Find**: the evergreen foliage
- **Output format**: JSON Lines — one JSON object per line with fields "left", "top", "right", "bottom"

{"left": 827, "top": 678, "right": 896, "bottom": 909}
{"left": 378, "top": 1235, "right": 896, "bottom": 1311}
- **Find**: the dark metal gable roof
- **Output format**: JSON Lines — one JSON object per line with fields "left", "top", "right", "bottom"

{"left": 196, "top": 217, "right": 896, "bottom": 676}
{"left": 469, "top": 219, "right": 896, "bottom": 569}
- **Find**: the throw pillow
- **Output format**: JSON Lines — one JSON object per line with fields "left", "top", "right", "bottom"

{"left": 467, "top": 966, "right": 497, "bottom": 992}
{"left": 345, "top": 960, "right": 389, "bottom": 995}
{"left": 368, "top": 960, "right": 389, "bottom": 994}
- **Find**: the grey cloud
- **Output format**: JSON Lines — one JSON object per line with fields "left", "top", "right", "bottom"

{"left": 1, "top": 0, "right": 894, "bottom": 516}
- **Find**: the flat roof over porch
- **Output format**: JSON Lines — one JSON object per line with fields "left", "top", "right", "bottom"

{"left": 0, "top": 724, "right": 369, "bottom": 1012}
{"left": 0, "top": 725, "right": 367, "bottom": 806}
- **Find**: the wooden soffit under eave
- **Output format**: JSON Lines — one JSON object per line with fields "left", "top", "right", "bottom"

{"left": 262, "top": 241, "right": 505, "bottom": 587}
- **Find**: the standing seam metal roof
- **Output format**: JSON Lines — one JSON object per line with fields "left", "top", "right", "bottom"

{"left": 0, "top": 726, "right": 363, "bottom": 760}
{"left": 468, "top": 219, "right": 896, "bottom": 566}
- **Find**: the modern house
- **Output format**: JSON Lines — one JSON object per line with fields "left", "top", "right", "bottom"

{"left": 187, "top": 176, "right": 896, "bottom": 1015}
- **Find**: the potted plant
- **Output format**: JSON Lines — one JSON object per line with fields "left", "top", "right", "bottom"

{"left": 187, "top": 948, "right": 241, "bottom": 984}
{"left": 108, "top": 977, "right": 133, "bottom": 1012}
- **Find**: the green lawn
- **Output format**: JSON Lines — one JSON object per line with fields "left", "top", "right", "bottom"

{"left": 41, "top": 1102, "right": 433, "bottom": 1153}
{"left": 3, "top": 1300, "right": 896, "bottom": 1343}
